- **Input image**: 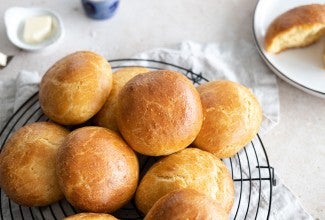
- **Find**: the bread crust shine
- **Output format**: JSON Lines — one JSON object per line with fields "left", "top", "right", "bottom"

{"left": 135, "top": 148, "right": 234, "bottom": 215}
{"left": 94, "top": 67, "right": 150, "bottom": 131}
{"left": 117, "top": 70, "right": 203, "bottom": 156}
{"left": 39, "top": 51, "right": 112, "bottom": 125}
{"left": 64, "top": 213, "right": 118, "bottom": 220}
{"left": 193, "top": 80, "right": 262, "bottom": 158}
{"left": 144, "top": 189, "right": 228, "bottom": 220}
{"left": 0, "top": 122, "right": 69, "bottom": 207}
{"left": 265, "top": 4, "right": 325, "bottom": 53}
{"left": 56, "top": 126, "right": 139, "bottom": 213}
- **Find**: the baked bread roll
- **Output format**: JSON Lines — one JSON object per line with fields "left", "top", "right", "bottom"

{"left": 64, "top": 213, "right": 117, "bottom": 220}
{"left": 117, "top": 70, "right": 203, "bottom": 156}
{"left": 39, "top": 51, "right": 112, "bottom": 125}
{"left": 94, "top": 67, "right": 150, "bottom": 131}
{"left": 144, "top": 188, "right": 228, "bottom": 220}
{"left": 265, "top": 4, "right": 325, "bottom": 53}
{"left": 135, "top": 148, "right": 234, "bottom": 214}
{"left": 0, "top": 122, "right": 69, "bottom": 206}
{"left": 56, "top": 126, "right": 139, "bottom": 213}
{"left": 193, "top": 80, "right": 262, "bottom": 158}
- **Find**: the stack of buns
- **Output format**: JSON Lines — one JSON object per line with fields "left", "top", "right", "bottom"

{"left": 0, "top": 51, "right": 263, "bottom": 219}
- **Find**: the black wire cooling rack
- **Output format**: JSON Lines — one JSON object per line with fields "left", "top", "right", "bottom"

{"left": 0, "top": 59, "right": 275, "bottom": 220}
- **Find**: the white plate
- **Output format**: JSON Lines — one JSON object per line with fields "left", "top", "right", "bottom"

{"left": 4, "top": 7, "right": 64, "bottom": 51}
{"left": 253, "top": 0, "right": 325, "bottom": 98}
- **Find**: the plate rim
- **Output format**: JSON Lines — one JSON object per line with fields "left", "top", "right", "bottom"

{"left": 252, "top": 0, "right": 325, "bottom": 99}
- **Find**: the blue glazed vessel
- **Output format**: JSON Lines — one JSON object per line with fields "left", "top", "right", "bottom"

{"left": 81, "top": 0, "right": 119, "bottom": 20}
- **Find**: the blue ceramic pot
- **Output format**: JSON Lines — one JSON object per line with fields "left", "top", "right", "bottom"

{"left": 81, "top": 0, "right": 119, "bottom": 20}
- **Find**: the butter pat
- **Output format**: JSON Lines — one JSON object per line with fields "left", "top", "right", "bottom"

{"left": 0, "top": 52, "right": 7, "bottom": 67}
{"left": 23, "top": 15, "right": 52, "bottom": 43}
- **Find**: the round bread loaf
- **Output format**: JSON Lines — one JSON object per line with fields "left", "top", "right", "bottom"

{"left": 135, "top": 148, "right": 234, "bottom": 214}
{"left": 39, "top": 51, "right": 112, "bottom": 125}
{"left": 193, "top": 80, "right": 262, "bottom": 158}
{"left": 117, "top": 70, "right": 203, "bottom": 156}
{"left": 64, "top": 213, "right": 117, "bottom": 220}
{"left": 0, "top": 122, "right": 69, "bottom": 207}
{"left": 94, "top": 67, "right": 150, "bottom": 131}
{"left": 144, "top": 189, "right": 228, "bottom": 220}
{"left": 56, "top": 126, "right": 139, "bottom": 213}
{"left": 265, "top": 4, "right": 325, "bottom": 53}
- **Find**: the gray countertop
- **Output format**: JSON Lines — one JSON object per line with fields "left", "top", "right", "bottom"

{"left": 0, "top": 0, "right": 324, "bottom": 219}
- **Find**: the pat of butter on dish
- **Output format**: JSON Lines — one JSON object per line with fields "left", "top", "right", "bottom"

{"left": 0, "top": 52, "right": 7, "bottom": 67}
{"left": 23, "top": 15, "right": 53, "bottom": 44}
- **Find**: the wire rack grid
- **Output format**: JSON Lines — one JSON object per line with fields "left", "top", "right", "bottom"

{"left": 0, "top": 58, "right": 275, "bottom": 220}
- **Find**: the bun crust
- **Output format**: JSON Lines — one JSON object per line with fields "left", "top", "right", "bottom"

{"left": 56, "top": 126, "right": 139, "bottom": 213}
{"left": 39, "top": 51, "right": 112, "bottom": 125}
{"left": 144, "top": 189, "right": 228, "bottom": 220}
{"left": 64, "top": 213, "right": 117, "bottom": 220}
{"left": 0, "top": 122, "right": 69, "bottom": 206}
{"left": 94, "top": 67, "right": 150, "bottom": 131}
{"left": 135, "top": 148, "right": 234, "bottom": 214}
{"left": 117, "top": 70, "right": 203, "bottom": 156}
{"left": 193, "top": 80, "right": 262, "bottom": 158}
{"left": 265, "top": 4, "right": 325, "bottom": 53}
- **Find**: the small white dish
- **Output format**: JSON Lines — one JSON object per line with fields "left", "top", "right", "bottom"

{"left": 253, "top": 0, "right": 325, "bottom": 98}
{"left": 4, "top": 7, "right": 64, "bottom": 51}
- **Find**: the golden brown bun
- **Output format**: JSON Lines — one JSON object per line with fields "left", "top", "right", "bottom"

{"left": 265, "top": 4, "right": 325, "bottom": 53}
{"left": 135, "top": 148, "right": 234, "bottom": 214}
{"left": 193, "top": 80, "right": 262, "bottom": 158}
{"left": 64, "top": 213, "right": 117, "bottom": 220}
{"left": 117, "top": 70, "right": 203, "bottom": 156}
{"left": 94, "top": 67, "right": 150, "bottom": 131}
{"left": 0, "top": 122, "right": 69, "bottom": 206}
{"left": 56, "top": 126, "right": 139, "bottom": 213}
{"left": 144, "top": 189, "right": 228, "bottom": 220}
{"left": 39, "top": 51, "right": 112, "bottom": 125}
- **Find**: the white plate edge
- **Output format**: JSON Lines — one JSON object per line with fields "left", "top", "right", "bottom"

{"left": 252, "top": 0, "right": 325, "bottom": 99}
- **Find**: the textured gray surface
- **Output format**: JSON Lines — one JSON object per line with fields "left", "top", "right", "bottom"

{"left": 0, "top": 0, "right": 323, "bottom": 218}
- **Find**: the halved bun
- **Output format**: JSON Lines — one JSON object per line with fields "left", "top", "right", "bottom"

{"left": 265, "top": 4, "right": 325, "bottom": 53}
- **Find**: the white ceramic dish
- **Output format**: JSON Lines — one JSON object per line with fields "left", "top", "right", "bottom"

{"left": 253, "top": 0, "right": 325, "bottom": 98}
{"left": 4, "top": 7, "right": 64, "bottom": 51}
